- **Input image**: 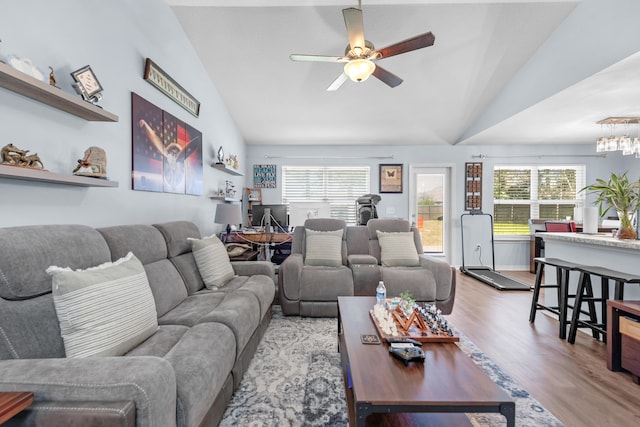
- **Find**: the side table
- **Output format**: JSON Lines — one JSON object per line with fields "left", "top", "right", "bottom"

{"left": 607, "top": 300, "right": 640, "bottom": 384}
{"left": 0, "top": 392, "right": 34, "bottom": 424}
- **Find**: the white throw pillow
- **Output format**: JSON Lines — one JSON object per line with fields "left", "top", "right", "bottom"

{"left": 47, "top": 252, "right": 158, "bottom": 358}
{"left": 304, "top": 228, "right": 344, "bottom": 267}
{"left": 189, "top": 234, "right": 236, "bottom": 289}
{"left": 376, "top": 230, "right": 420, "bottom": 267}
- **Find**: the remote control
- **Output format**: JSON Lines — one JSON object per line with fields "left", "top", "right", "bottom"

{"left": 389, "top": 346, "right": 426, "bottom": 366}
{"left": 386, "top": 337, "right": 422, "bottom": 346}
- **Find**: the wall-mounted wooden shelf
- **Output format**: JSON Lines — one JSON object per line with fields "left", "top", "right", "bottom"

{"left": 210, "top": 196, "right": 240, "bottom": 203}
{"left": 0, "top": 62, "right": 118, "bottom": 122}
{"left": 211, "top": 163, "right": 243, "bottom": 176}
{"left": 0, "top": 165, "right": 118, "bottom": 187}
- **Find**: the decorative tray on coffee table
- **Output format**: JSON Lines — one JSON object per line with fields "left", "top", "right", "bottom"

{"left": 369, "top": 302, "right": 460, "bottom": 343}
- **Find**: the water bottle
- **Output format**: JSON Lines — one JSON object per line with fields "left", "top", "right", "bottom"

{"left": 376, "top": 281, "right": 386, "bottom": 307}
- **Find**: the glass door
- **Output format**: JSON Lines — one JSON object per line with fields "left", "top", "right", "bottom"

{"left": 409, "top": 166, "right": 451, "bottom": 260}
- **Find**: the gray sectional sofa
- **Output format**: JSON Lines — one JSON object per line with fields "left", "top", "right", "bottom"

{"left": 0, "top": 221, "right": 275, "bottom": 427}
{"left": 279, "top": 218, "right": 455, "bottom": 317}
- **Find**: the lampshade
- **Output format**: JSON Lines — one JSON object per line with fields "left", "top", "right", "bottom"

{"left": 344, "top": 59, "right": 375, "bottom": 82}
{"left": 214, "top": 203, "right": 243, "bottom": 226}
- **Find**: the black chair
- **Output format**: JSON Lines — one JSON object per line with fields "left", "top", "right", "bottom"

{"left": 568, "top": 266, "right": 640, "bottom": 344}
{"left": 530, "top": 257, "right": 592, "bottom": 339}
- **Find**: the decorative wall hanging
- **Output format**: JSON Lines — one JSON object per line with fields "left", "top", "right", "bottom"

{"left": 253, "top": 164, "right": 277, "bottom": 188}
{"left": 465, "top": 162, "right": 482, "bottom": 212}
{"left": 131, "top": 92, "right": 203, "bottom": 195}
{"left": 379, "top": 164, "right": 403, "bottom": 193}
{"left": 143, "top": 58, "right": 200, "bottom": 117}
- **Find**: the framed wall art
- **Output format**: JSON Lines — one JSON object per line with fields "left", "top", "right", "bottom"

{"left": 143, "top": 58, "right": 201, "bottom": 117}
{"left": 253, "top": 164, "right": 277, "bottom": 188}
{"left": 131, "top": 92, "right": 203, "bottom": 195}
{"left": 379, "top": 164, "right": 403, "bottom": 193}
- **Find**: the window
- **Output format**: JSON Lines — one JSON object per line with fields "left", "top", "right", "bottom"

{"left": 493, "top": 165, "right": 585, "bottom": 235}
{"left": 282, "top": 166, "right": 370, "bottom": 225}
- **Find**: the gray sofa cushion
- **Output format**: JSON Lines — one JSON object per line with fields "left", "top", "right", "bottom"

{"left": 381, "top": 267, "right": 437, "bottom": 301}
{"left": 213, "top": 275, "right": 275, "bottom": 320}
{"left": 157, "top": 293, "right": 226, "bottom": 327}
{"left": 0, "top": 225, "right": 111, "bottom": 300}
{"left": 299, "top": 266, "right": 354, "bottom": 301}
{"left": 168, "top": 252, "right": 205, "bottom": 295}
{"left": 0, "top": 294, "right": 65, "bottom": 359}
{"left": 144, "top": 259, "right": 189, "bottom": 317}
{"left": 98, "top": 225, "right": 167, "bottom": 265}
{"left": 153, "top": 221, "right": 201, "bottom": 258}
{"left": 126, "top": 321, "right": 236, "bottom": 427}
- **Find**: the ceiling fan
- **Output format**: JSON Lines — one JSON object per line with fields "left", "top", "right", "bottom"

{"left": 289, "top": 1, "right": 435, "bottom": 91}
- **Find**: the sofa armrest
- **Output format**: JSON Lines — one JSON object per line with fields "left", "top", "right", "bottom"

{"left": 0, "top": 356, "right": 176, "bottom": 427}
{"left": 419, "top": 255, "right": 454, "bottom": 306}
{"left": 232, "top": 260, "right": 275, "bottom": 283}
{"left": 279, "top": 253, "right": 304, "bottom": 310}
{"left": 347, "top": 254, "right": 378, "bottom": 266}
{"left": 348, "top": 254, "right": 381, "bottom": 296}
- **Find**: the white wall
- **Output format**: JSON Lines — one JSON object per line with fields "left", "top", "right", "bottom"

{"left": 0, "top": 0, "right": 246, "bottom": 236}
{"left": 247, "top": 143, "right": 619, "bottom": 268}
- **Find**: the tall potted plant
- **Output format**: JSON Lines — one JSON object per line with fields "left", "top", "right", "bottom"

{"left": 580, "top": 171, "right": 640, "bottom": 239}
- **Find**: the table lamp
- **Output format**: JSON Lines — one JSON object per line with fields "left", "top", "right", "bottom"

{"left": 215, "top": 203, "right": 243, "bottom": 242}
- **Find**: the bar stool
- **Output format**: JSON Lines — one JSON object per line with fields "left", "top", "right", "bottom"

{"left": 568, "top": 266, "right": 640, "bottom": 344}
{"left": 529, "top": 257, "right": 585, "bottom": 339}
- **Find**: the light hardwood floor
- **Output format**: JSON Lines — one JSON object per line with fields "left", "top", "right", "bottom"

{"left": 447, "top": 270, "right": 640, "bottom": 427}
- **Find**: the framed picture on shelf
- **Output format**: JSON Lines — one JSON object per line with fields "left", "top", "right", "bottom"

{"left": 379, "top": 164, "right": 403, "bottom": 193}
{"left": 70, "top": 65, "right": 103, "bottom": 100}
{"left": 247, "top": 188, "right": 262, "bottom": 202}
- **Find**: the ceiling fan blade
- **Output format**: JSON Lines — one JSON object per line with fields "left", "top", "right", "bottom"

{"left": 376, "top": 32, "right": 435, "bottom": 59}
{"left": 327, "top": 73, "right": 349, "bottom": 91}
{"left": 372, "top": 66, "right": 403, "bottom": 88}
{"left": 290, "top": 54, "right": 348, "bottom": 63}
{"left": 343, "top": 7, "right": 365, "bottom": 51}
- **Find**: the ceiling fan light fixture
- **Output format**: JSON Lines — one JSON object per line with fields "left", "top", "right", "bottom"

{"left": 344, "top": 59, "right": 375, "bottom": 82}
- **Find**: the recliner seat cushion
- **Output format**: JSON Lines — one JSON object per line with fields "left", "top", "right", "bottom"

{"left": 382, "top": 267, "right": 437, "bottom": 301}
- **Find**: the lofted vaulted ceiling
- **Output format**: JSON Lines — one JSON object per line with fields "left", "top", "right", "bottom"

{"left": 169, "top": 0, "right": 640, "bottom": 147}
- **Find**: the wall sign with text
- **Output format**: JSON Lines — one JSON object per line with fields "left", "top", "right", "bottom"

{"left": 253, "top": 164, "right": 277, "bottom": 188}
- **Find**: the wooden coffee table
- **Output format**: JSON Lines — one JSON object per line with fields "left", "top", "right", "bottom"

{"left": 338, "top": 296, "right": 515, "bottom": 427}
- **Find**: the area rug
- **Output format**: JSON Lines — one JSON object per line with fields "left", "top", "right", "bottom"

{"left": 219, "top": 307, "right": 564, "bottom": 426}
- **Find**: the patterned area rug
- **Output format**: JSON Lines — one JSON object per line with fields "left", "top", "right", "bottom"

{"left": 220, "top": 307, "right": 564, "bottom": 426}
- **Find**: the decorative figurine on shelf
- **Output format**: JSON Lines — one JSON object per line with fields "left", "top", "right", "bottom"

{"left": 1, "top": 143, "right": 44, "bottom": 169}
{"left": 231, "top": 155, "right": 239, "bottom": 170}
{"left": 48, "top": 66, "right": 59, "bottom": 88}
{"left": 73, "top": 146, "right": 107, "bottom": 179}
{"left": 225, "top": 156, "right": 233, "bottom": 167}
{"left": 216, "top": 146, "right": 225, "bottom": 165}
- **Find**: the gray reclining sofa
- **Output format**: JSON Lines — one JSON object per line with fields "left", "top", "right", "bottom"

{"left": 279, "top": 218, "right": 455, "bottom": 317}
{"left": 0, "top": 220, "right": 275, "bottom": 427}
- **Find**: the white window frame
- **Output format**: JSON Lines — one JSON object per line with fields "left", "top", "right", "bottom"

{"left": 282, "top": 166, "right": 370, "bottom": 225}
{"left": 493, "top": 164, "right": 586, "bottom": 236}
